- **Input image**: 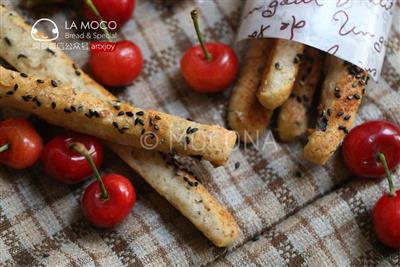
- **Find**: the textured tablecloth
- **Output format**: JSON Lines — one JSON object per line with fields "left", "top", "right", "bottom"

{"left": 0, "top": 0, "right": 399, "bottom": 266}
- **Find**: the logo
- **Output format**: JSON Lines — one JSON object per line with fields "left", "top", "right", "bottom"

{"left": 31, "top": 18, "right": 59, "bottom": 41}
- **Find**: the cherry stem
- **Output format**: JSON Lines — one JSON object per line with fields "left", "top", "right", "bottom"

{"left": 71, "top": 142, "right": 108, "bottom": 200}
{"left": 84, "top": 0, "right": 112, "bottom": 42}
{"left": 0, "top": 144, "right": 9, "bottom": 153}
{"left": 190, "top": 9, "right": 212, "bottom": 61}
{"left": 377, "top": 152, "right": 397, "bottom": 197}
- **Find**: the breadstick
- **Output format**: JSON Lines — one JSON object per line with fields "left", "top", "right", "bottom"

{"left": 228, "top": 39, "right": 272, "bottom": 143}
{"left": 0, "top": 67, "right": 236, "bottom": 166}
{"left": 304, "top": 56, "right": 368, "bottom": 165}
{"left": 0, "top": 5, "right": 239, "bottom": 246}
{"left": 277, "top": 47, "right": 324, "bottom": 142}
{"left": 110, "top": 144, "right": 239, "bottom": 247}
{"left": 257, "top": 39, "right": 305, "bottom": 110}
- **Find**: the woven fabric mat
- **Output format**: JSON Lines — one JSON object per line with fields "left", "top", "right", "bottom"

{"left": 0, "top": 0, "right": 399, "bottom": 266}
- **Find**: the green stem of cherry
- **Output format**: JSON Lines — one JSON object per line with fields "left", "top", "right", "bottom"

{"left": 0, "top": 144, "right": 9, "bottom": 153}
{"left": 71, "top": 142, "right": 108, "bottom": 200}
{"left": 378, "top": 152, "right": 397, "bottom": 197}
{"left": 190, "top": 9, "right": 212, "bottom": 61}
{"left": 84, "top": 0, "right": 112, "bottom": 42}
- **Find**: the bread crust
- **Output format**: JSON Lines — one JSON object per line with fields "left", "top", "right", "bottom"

{"left": 277, "top": 47, "right": 324, "bottom": 142}
{"left": 303, "top": 56, "right": 368, "bottom": 165}
{"left": 257, "top": 39, "right": 304, "bottom": 110}
{"left": 0, "top": 5, "right": 239, "bottom": 247}
{"left": 228, "top": 39, "right": 272, "bottom": 143}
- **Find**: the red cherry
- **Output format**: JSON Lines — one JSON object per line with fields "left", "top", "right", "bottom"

{"left": 41, "top": 132, "right": 103, "bottom": 184}
{"left": 90, "top": 40, "right": 143, "bottom": 87}
{"left": 82, "top": 173, "right": 136, "bottom": 228}
{"left": 84, "top": 0, "right": 135, "bottom": 29}
{"left": 0, "top": 118, "right": 43, "bottom": 169}
{"left": 373, "top": 190, "right": 400, "bottom": 249}
{"left": 343, "top": 120, "right": 400, "bottom": 178}
{"left": 180, "top": 10, "right": 238, "bottom": 93}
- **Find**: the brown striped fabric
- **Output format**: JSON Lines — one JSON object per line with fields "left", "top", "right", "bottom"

{"left": 0, "top": 0, "right": 399, "bottom": 266}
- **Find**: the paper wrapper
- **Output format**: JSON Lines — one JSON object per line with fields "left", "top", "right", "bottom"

{"left": 237, "top": 0, "right": 394, "bottom": 80}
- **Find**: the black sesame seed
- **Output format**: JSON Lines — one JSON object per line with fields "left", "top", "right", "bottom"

{"left": 51, "top": 102, "right": 56, "bottom": 109}
{"left": 85, "top": 113, "right": 92, "bottom": 118}
{"left": 155, "top": 115, "right": 161, "bottom": 120}
{"left": 113, "top": 104, "right": 121, "bottom": 110}
{"left": 64, "top": 108, "right": 71, "bottom": 113}
{"left": 4, "top": 37, "right": 11, "bottom": 46}
{"left": 20, "top": 72, "right": 28, "bottom": 78}
{"left": 126, "top": 111, "right": 134, "bottom": 117}
{"left": 46, "top": 48, "right": 55, "bottom": 56}
{"left": 362, "top": 88, "right": 366, "bottom": 94}
{"left": 354, "top": 94, "right": 361, "bottom": 100}
{"left": 296, "top": 96, "right": 302, "bottom": 103}
{"left": 70, "top": 106, "right": 76, "bottom": 112}
{"left": 138, "top": 119, "right": 145, "bottom": 126}
{"left": 319, "top": 117, "right": 328, "bottom": 131}
{"left": 51, "top": 80, "right": 58, "bottom": 87}
{"left": 337, "top": 111, "right": 344, "bottom": 117}
{"left": 35, "top": 99, "right": 42, "bottom": 107}
{"left": 13, "top": 84, "right": 18, "bottom": 91}
{"left": 274, "top": 62, "right": 281, "bottom": 70}
{"left": 344, "top": 115, "right": 351, "bottom": 120}
{"left": 190, "top": 128, "right": 198, "bottom": 134}
{"left": 117, "top": 111, "right": 124, "bottom": 116}
{"left": 72, "top": 63, "right": 78, "bottom": 69}
{"left": 36, "top": 79, "right": 44, "bottom": 83}
{"left": 112, "top": 122, "right": 119, "bottom": 129}
{"left": 302, "top": 95, "right": 309, "bottom": 102}
{"left": 327, "top": 108, "right": 332, "bottom": 116}
{"left": 185, "top": 136, "right": 190, "bottom": 144}
{"left": 334, "top": 91, "right": 341, "bottom": 98}
{"left": 141, "top": 129, "right": 145, "bottom": 135}
{"left": 186, "top": 127, "right": 192, "bottom": 134}
{"left": 17, "top": 54, "right": 27, "bottom": 59}
{"left": 6, "top": 91, "right": 13, "bottom": 95}
{"left": 75, "top": 70, "right": 81, "bottom": 76}
{"left": 22, "top": 96, "right": 30, "bottom": 101}
{"left": 338, "top": 125, "right": 349, "bottom": 134}
{"left": 136, "top": 111, "right": 144, "bottom": 116}
{"left": 234, "top": 162, "right": 240, "bottom": 170}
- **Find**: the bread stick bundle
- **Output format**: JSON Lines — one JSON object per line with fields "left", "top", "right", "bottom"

{"left": 257, "top": 39, "right": 305, "bottom": 110}
{"left": 277, "top": 47, "right": 324, "bottom": 142}
{"left": 304, "top": 56, "right": 368, "bottom": 165}
{"left": 228, "top": 39, "right": 273, "bottom": 143}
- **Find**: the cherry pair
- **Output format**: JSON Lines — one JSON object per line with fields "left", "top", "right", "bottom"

{"left": 343, "top": 120, "right": 400, "bottom": 249}
{"left": 0, "top": 118, "right": 135, "bottom": 228}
